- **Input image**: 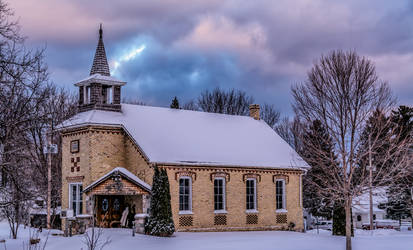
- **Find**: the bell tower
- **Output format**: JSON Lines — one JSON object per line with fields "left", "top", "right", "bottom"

{"left": 75, "top": 24, "right": 126, "bottom": 112}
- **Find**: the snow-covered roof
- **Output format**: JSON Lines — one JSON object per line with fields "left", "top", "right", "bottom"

{"left": 29, "top": 206, "right": 62, "bottom": 215}
{"left": 83, "top": 167, "right": 151, "bottom": 193}
{"left": 352, "top": 204, "right": 386, "bottom": 214}
{"left": 75, "top": 73, "right": 126, "bottom": 86}
{"left": 58, "top": 104, "right": 308, "bottom": 170}
{"left": 352, "top": 187, "right": 388, "bottom": 214}
{"left": 353, "top": 187, "right": 388, "bottom": 206}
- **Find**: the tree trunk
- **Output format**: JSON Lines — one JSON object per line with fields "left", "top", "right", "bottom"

{"left": 411, "top": 206, "right": 413, "bottom": 229}
{"left": 12, "top": 228, "right": 16, "bottom": 239}
{"left": 345, "top": 196, "right": 352, "bottom": 250}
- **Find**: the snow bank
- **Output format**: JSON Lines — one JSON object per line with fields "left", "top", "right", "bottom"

{"left": 1, "top": 222, "right": 413, "bottom": 250}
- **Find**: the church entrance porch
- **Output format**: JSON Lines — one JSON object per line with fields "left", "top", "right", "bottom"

{"left": 82, "top": 167, "right": 152, "bottom": 229}
{"left": 95, "top": 194, "right": 143, "bottom": 228}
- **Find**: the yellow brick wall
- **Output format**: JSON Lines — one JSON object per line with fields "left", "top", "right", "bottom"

{"left": 61, "top": 126, "right": 152, "bottom": 217}
{"left": 61, "top": 125, "right": 304, "bottom": 232}
{"left": 62, "top": 128, "right": 91, "bottom": 215}
{"left": 164, "top": 166, "right": 304, "bottom": 232}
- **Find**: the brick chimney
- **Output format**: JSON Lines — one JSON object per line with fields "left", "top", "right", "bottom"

{"left": 249, "top": 104, "right": 260, "bottom": 120}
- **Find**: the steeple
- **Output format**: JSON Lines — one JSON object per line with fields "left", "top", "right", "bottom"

{"left": 75, "top": 24, "right": 126, "bottom": 113}
{"left": 90, "top": 24, "right": 110, "bottom": 76}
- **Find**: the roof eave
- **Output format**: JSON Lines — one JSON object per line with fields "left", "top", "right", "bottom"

{"left": 154, "top": 161, "right": 307, "bottom": 172}
{"left": 75, "top": 78, "right": 126, "bottom": 87}
{"left": 83, "top": 169, "right": 151, "bottom": 194}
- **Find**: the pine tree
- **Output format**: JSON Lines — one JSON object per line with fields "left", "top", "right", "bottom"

{"left": 332, "top": 203, "right": 353, "bottom": 236}
{"left": 386, "top": 106, "right": 413, "bottom": 222}
{"left": 145, "top": 166, "right": 175, "bottom": 236}
{"left": 300, "top": 120, "right": 354, "bottom": 235}
{"left": 356, "top": 109, "right": 391, "bottom": 185}
{"left": 391, "top": 106, "right": 413, "bottom": 141}
{"left": 170, "top": 96, "right": 180, "bottom": 109}
{"left": 301, "top": 120, "right": 335, "bottom": 218}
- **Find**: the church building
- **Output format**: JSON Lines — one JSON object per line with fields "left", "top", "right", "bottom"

{"left": 58, "top": 26, "right": 308, "bottom": 232}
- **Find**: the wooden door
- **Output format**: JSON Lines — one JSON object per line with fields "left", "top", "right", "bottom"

{"left": 96, "top": 196, "right": 125, "bottom": 227}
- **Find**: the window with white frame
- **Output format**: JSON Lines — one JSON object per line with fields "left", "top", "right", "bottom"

{"left": 214, "top": 178, "right": 226, "bottom": 211}
{"left": 179, "top": 177, "right": 192, "bottom": 212}
{"left": 69, "top": 183, "right": 83, "bottom": 216}
{"left": 275, "top": 179, "right": 286, "bottom": 210}
{"left": 246, "top": 178, "right": 256, "bottom": 210}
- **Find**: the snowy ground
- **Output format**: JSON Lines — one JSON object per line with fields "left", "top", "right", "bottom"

{"left": 1, "top": 223, "right": 412, "bottom": 250}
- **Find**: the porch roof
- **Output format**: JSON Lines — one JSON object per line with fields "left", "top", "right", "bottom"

{"left": 83, "top": 167, "right": 151, "bottom": 193}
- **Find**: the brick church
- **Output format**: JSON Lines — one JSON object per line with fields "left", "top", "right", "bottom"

{"left": 58, "top": 26, "right": 309, "bottom": 232}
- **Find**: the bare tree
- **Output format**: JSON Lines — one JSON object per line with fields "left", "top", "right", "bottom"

{"left": 121, "top": 97, "right": 146, "bottom": 106}
{"left": 182, "top": 99, "right": 198, "bottom": 111}
{"left": 26, "top": 86, "right": 77, "bottom": 228}
{"left": 21, "top": 228, "right": 49, "bottom": 250}
{"left": 194, "top": 87, "right": 281, "bottom": 129}
{"left": 197, "top": 87, "right": 254, "bottom": 115}
{"left": 274, "top": 116, "right": 302, "bottom": 150}
{"left": 292, "top": 50, "right": 413, "bottom": 250}
{"left": 82, "top": 226, "right": 111, "bottom": 250}
{"left": 0, "top": 0, "right": 60, "bottom": 238}
{"left": 260, "top": 103, "right": 280, "bottom": 129}
{"left": 82, "top": 205, "right": 111, "bottom": 250}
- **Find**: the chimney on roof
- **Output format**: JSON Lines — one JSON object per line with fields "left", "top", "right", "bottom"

{"left": 249, "top": 104, "right": 260, "bottom": 120}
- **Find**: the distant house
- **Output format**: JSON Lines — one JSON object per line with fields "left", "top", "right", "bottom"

{"left": 352, "top": 187, "right": 388, "bottom": 229}
{"left": 57, "top": 26, "right": 309, "bottom": 232}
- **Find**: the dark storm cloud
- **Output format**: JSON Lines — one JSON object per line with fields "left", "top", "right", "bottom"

{"left": 9, "top": 0, "right": 413, "bottom": 114}
{"left": 110, "top": 35, "right": 243, "bottom": 106}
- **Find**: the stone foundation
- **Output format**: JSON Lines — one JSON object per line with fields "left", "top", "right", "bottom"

{"left": 135, "top": 214, "right": 148, "bottom": 234}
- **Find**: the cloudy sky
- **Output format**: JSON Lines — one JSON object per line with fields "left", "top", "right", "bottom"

{"left": 9, "top": 0, "right": 413, "bottom": 115}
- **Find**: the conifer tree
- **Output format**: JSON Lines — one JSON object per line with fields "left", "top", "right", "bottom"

{"left": 332, "top": 203, "right": 353, "bottom": 236}
{"left": 145, "top": 166, "right": 175, "bottom": 236}
{"left": 356, "top": 109, "right": 391, "bottom": 184}
{"left": 170, "top": 96, "right": 180, "bottom": 109}
{"left": 386, "top": 106, "right": 413, "bottom": 223}
{"left": 301, "top": 120, "right": 335, "bottom": 218}
{"left": 301, "top": 120, "right": 353, "bottom": 235}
